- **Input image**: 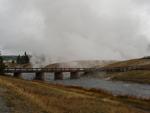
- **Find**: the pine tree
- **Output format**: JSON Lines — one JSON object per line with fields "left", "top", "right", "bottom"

{"left": 0, "top": 56, "right": 5, "bottom": 74}
{"left": 24, "top": 52, "right": 30, "bottom": 63}
{"left": 17, "top": 52, "right": 30, "bottom": 64}
{"left": 17, "top": 55, "right": 21, "bottom": 64}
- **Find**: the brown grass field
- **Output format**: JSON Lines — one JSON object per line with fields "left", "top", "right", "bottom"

{"left": 106, "top": 58, "right": 150, "bottom": 68}
{"left": 109, "top": 70, "right": 150, "bottom": 84}
{"left": 105, "top": 58, "right": 150, "bottom": 84}
{"left": 0, "top": 75, "right": 150, "bottom": 113}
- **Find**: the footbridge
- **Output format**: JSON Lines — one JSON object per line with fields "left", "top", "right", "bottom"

{"left": 3, "top": 68, "right": 100, "bottom": 80}
{"left": 2, "top": 66, "right": 149, "bottom": 80}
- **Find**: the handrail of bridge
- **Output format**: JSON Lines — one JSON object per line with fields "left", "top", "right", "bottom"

{"left": 3, "top": 65, "right": 150, "bottom": 73}
{"left": 4, "top": 68, "right": 99, "bottom": 72}
{"left": 4, "top": 68, "right": 97, "bottom": 70}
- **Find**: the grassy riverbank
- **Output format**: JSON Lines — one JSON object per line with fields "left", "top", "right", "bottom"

{"left": 106, "top": 58, "right": 150, "bottom": 68}
{"left": 105, "top": 58, "right": 150, "bottom": 84}
{"left": 109, "top": 70, "right": 150, "bottom": 84}
{"left": 0, "top": 76, "right": 150, "bottom": 113}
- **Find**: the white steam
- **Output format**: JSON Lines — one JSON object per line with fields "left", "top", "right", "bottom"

{"left": 0, "top": 0, "right": 150, "bottom": 66}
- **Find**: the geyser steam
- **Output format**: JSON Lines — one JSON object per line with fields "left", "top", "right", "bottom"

{"left": 0, "top": 0, "right": 150, "bottom": 65}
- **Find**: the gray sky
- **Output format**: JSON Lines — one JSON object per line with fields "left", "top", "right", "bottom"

{"left": 0, "top": 0, "right": 150, "bottom": 63}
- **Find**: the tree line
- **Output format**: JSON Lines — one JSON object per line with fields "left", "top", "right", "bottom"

{"left": 0, "top": 56, "right": 5, "bottom": 74}
{"left": 0, "top": 52, "right": 30, "bottom": 73}
{"left": 17, "top": 52, "right": 30, "bottom": 64}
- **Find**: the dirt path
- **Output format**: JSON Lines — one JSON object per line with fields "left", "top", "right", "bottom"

{"left": 0, "top": 88, "right": 10, "bottom": 113}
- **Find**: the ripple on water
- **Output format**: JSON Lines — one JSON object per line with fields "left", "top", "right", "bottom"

{"left": 50, "top": 78, "right": 150, "bottom": 99}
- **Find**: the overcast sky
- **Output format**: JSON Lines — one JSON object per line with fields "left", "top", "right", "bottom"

{"left": 0, "top": 0, "right": 150, "bottom": 63}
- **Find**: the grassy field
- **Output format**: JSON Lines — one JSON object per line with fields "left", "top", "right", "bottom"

{"left": 106, "top": 58, "right": 150, "bottom": 68}
{"left": 0, "top": 76, "right": 150, "bottom": 113}
{"left": 104, "top": 58, "right": 150, "bottom": 84}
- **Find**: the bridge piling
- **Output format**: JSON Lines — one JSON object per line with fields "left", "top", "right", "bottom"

{"left": 13, "top": 72, "right": 21, "bottom": 78}
{"left": 83, "top": 72, "right": 89, "bottom": 75}
{"left": 35, "top": 72, "right": 45, "bottom": 80}
{"left": 70, "top": 72, "right": 80, "bottom": 79}
{"left": 54, "top": 72, "right": 63, "bottom": 80}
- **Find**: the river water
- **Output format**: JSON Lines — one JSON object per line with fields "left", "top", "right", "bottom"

{"left": 50, "top": 77, "right": 150, "bottom": 99}
{"left": 15, "top": 73, "right": 150, "bottom": 100}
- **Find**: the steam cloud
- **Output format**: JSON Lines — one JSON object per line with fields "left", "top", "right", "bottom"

{"left": 0, "top": 0, "right": 150, "bottom": 65}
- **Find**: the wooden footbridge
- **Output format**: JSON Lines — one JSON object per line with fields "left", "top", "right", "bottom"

{"left": 2, "top": 66, "right": 150, "bottom": 80}
{"left": 3, "top": 68, "right": 100, "bottom": 80}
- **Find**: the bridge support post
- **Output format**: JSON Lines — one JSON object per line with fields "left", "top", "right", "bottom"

{"left": 83, "top": 71, "right": 95, "bottom": 76}
{"left": 54, "top": 72, "right": 63, "bottom": 80}
{"left": 13, "top": 72, "right": 21, "bottom": 78}
{"left": 70, "top": 72, "right": 80, "bottom": 79}
{"left": 84, "top": 72, "right": 89, "bottom": 75}
{"left": 35, "top": 72, "right": 45, "bottom": 80}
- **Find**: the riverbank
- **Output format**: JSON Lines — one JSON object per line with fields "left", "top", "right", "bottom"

{"left": 104, "top": 58, "right": 150, "bottom": 84}
{"left": 109, "top": 70, "right": 150, "bottom": 84}
{"left": 0, "top": 75, "right": 150, "bottom": 113}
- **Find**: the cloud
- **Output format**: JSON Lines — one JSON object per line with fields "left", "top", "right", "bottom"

{"left": 0, "top": 0, "right": 150, "bottom": 65}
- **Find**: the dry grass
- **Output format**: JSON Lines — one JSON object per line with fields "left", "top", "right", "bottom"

{"left": 106, "top": 58, "right": 150, "bottom": 68}
{"left": 105, "top": 58, "right": 150, "bottom": 84}
{"left": 0, "top": 76, "right": 149, "bottom": 113}
{"left": 109, "top": 70, "right": 150, "bottom": 84}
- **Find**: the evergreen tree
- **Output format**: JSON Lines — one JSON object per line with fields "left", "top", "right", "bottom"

{"left": 0, "top": 56, "right": 5, "bottom": 74}
{"left": 25, "top": 52, "right": 30, "bottom": 63}
{"left": 17, "top": 55, "right": 21, "bottom": 64}
{"left": 16, "top": 52, "right": 30, "bottom": 64}
{"left": 24, "top": 52, "right": 30, "bottom": 64}
{"left": 25, "top": 52, "right": 27, "bottom": 56}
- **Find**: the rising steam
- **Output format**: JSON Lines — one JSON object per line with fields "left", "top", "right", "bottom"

{"left": 0, "top": 0, "right": 150, "bottom": 66}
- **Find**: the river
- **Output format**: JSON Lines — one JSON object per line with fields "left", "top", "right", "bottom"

{"left": 19, "top": 73, "right": 150, "bottom": 99}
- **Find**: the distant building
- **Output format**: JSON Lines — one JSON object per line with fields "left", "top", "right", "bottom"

{"left": 0, "top": 52, "right": 31, "bottom": 63}
{"left": 1, "top": 55, "right": 18, "bottom": 63}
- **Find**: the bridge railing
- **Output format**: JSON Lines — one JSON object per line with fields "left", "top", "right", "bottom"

{"left": 4, "top": 65, "right": 150, "bottom": 73}
{"left": 4, "top": 68, "right": 98, "bottom": 73}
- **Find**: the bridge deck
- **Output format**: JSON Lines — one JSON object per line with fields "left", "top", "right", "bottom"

{"left": 4, "top": 68, "right": 99, "bottom": 73}
{"left": 3, "top": 65, "right": 150, "bottom": 73}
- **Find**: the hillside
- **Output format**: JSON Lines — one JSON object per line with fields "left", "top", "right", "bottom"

{"left": 0, "top": 76, "right": 149, "bottom": 113}
{"left": 46, "top": 60, "right": 115, "bottom": 68}
{"left": 105, "top": 57, "right": 150, "bottom": 84}
{"left": 106, "top": 58, "right": 150, "bottom": 68}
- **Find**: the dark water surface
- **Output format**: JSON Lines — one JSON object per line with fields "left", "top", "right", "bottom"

{"left": 49, "top": 77, "right": 150, "bottom": 99}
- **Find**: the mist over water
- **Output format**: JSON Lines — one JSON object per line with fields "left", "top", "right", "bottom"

{"left": 0, "top": 0, "right": 150, "bottom": 65}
